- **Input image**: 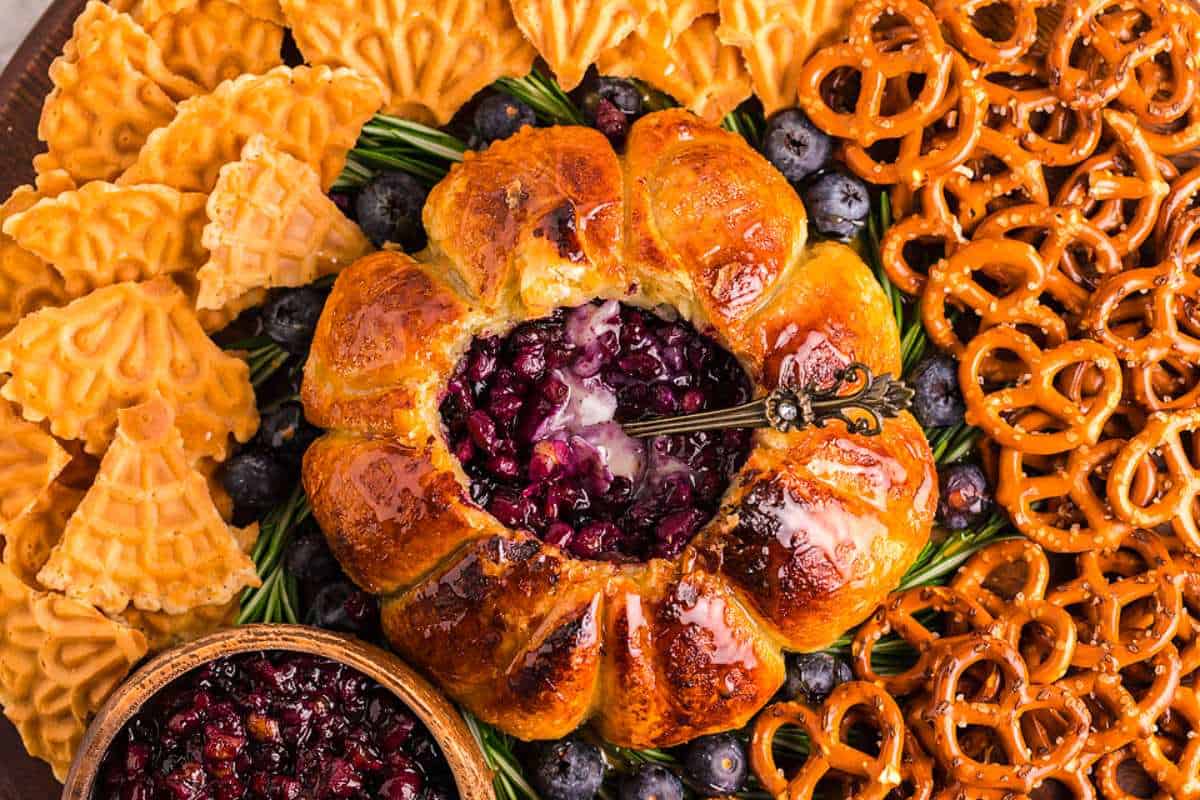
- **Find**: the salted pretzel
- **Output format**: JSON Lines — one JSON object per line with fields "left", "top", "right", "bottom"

{"left": 879, "top": 204, "right": 964, "bottom": 295}
{"left": 1048, "top": 0, "right": 1195, "bottom": 113}
{"left": 1047, "top": 530, "right": 1183, "bottom": 671}
{"left": 1107, "top": 408, "right": 1200, "bottom": 551}
{"left": 974, "top": 204, "right": 1123, "bottom": 317}
{"left": 1130, "top": 686, "right": 1200, "bottom": 800}
{"left": 1129, "top": 354, "right": 1200, "bottom": 412}
{"left": 1083, "top": 259, "right": 1200, "bottom": 365}
{"left": 978, "top": 60, "right": 1103, "bottom": 168}
{"left": 960, "top": 326, "right": 1123, "bottom": 455}
{"left": 852, "top": 586, "right": 996, "bottom": 695}
{"left": 750, "top": 683, "right": 908, "bottom": 800}
{"left": 933, "top": 0, "right": 1055, "bottom": 64}
{"left": 1159, "top": 170, "right": 1200, "bottom": 265}
{"left": 922, "top": 239, "right": 1068, "bottom": 361}
{"left": 1056, "top": 111, "right": 1173, "bottom": 257}
{"left": 915, "top": 633, "right": 1090, "bottom": 792}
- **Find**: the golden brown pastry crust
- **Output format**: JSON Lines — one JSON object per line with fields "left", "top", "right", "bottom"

{"left": 303, "top": 110, "right": 937, "bottom": 745}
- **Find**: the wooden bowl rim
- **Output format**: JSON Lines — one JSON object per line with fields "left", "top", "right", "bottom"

{"left": 59, "top": 624, "right": 496, "bottom": 800}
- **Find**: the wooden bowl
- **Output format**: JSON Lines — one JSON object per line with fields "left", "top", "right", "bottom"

{"left": 59, "top": 625, "right": 495, "bottom": 800}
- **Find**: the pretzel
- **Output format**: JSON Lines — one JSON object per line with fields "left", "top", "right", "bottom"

{"left": 879, "top": 204, "right": 964, "bottom": 295}
{"left": 933, "top": 0, "right": 1054, "bottom": 64}
{"left": 916, "top": 633, "right": 1091, "bottom": 792}
{"left": 922, "top": 239, "right": 1068, "bottom": 361}
{"left": 1130, "top": 686, "right": 1200, "bottom": 800}
{"left": 1047, "top": 530, "right": 1183, "bottom": 671}
{"left": 1129, "top": 354, "right": 1200, "bottom": 412}
{"left": 1056, "top": 111, "right": 1172, "bottom": 257}
{"left": 1159, "top": 169, "right": 1200, "bottom": 264}
{"left": 979, "top": 60, "right": 1102, "bottom": 168}
{"left": 750, "top": 683, "right": 908, "bottom": 800}
{"left": 853, "top": 586, "right": 996, "bottom": 695}
{"left": 1048, "top": 0, "right": 1195, "bottom": 113}
{"left": 974, "top": 204, "right": 1123, "bottom": 316}
{"left": 1083, "top": 259, "right": 1200, "bottom": 365}
{"left": 1107, "top": 408, "right": 1200, "bottom": 551}
{"left": 961, "top": 326, "right": 1123, "bottom": 455}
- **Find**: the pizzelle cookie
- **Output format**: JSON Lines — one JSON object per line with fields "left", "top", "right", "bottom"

{"left": 283, "top": 0, "right": 534, "bottom": 124}
{"left": 0, "top": 277, "right": 259, "bottom": 460}
{"left": 1, "top": 482, "right": 83, "bottom": 591}
{"left": 510, "top": 0, "right": 643, "bottom": 89}
{"left": 717, "top": 0, "right": 857, "bottom": 114}
{"left": 0, "top": 563, "right": 147, "bottom": 781}
{"left": 3, "top": 182, "right": 209, "bottom": 292}
{"left": 36, "top": 398, "right": 260, "bottom": 616}
{"left": 598, "top": 12, "right": 751, "bottom": 122}
{"left": 197, "top": 135, "right": 371, "bottom": 311}
{"left": 117, "top": 600, "right": 239, "bottom": 653}
{"left": 0, "top": 399, "right": 71, "bottom": 537}
{"left": 119, "top": 65, "right": 384, "bottom": 193}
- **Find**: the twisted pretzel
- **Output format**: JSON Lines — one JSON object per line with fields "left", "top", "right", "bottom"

{"left": 879, "top": 205, "right": 964, "bottom": 295}
{"left": 1047, "top": 529, "right": 1183, "bottom": 671}
{"left": 1083, "top": 259, "right": 1200, "bottom": 364}
{"left": 917, "top": 633, "right": 1090, "bottom": 792}
{"left": 1107, "top": 408, "right": 1200, "bottom": 551}
{"left": 1130, "top": 686, "right": 1200, "bottom": 800}
{"left": 961, "top": 326, "right": 1123, "bottom": 455}
{"left": 922, "top": 239, "right": 1068, "bottom": 361}
{"left": 934, "top": 0, "right": 1056, "bottom": 64}
{"left": 750, "top": 683, "right": 908, "bottom": 800}
{"left": 1159, "top": 168, "right": 1200, "bottom": 264}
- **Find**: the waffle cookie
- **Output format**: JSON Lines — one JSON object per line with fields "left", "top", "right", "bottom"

{"left": 197, "top": 135, "right": 371, "bottom": 311}
{"left": 0, "top": 277, "right": 258, "bottom": 460}
{"left": 2, "top": 182, "right": 208, "bottom": 292}
{"left": 0, "top": 400, "right": 70, "bottom": 538}
{"left": 283, "top": 0, "right": 534, "bottom": 124}
{"left": 1, "top": 483, "right": 83, "bottom": 591}
{"left": 510, "top": 0, "right": 643, "bottom": 89}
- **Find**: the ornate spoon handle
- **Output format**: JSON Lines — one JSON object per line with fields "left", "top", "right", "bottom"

{"left": 621, "top": 363, "right": 914, "bottom": 438}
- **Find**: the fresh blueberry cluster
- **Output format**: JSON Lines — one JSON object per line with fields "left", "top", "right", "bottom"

{"left": 94, "top": 651, "right": 454, "bottom": 800}
{"left": 441, "top": 300, "right": 752, "bottom": 562}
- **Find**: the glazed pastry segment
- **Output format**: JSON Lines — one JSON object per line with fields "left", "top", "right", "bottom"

{"left": 716, "top": 0, "right": 857, "bottom": 114}
{"left": 597, "top": 13, "right": 752, "bottom": 123}
{"left": 509, "top": 0, "right": 643, "bottom": 90}
{"left": 382, "top": 534, "right": 609, "bottom": 739}
{"left": 197, "top": 135, "right": 372, "bottom": 311}
{"left": 423, "top": 125, "right": 625, "bottom": 315}
{"left": 302, "top": 252, "right": 480, "bottom": 437}
{"left": 282, "top": 0, "right": 535, "bottom": 124}
{"left": 1, "top": 483, "right": 83, "bottom": 591}
{"left": 303, "top": 432, "right": 504, "bottom": 594}
{"left": 2, "top": 182, "right": 209, "bottom": 292}
{"left": 623, "top": 110, "right": 807, "bottom": 342}
{"left": 119, "top": 65, "right": 384, "bottom": 193}
{"left": 0, "top": 277, "right": 258, "bottom": 460}
{"left": 596, "top": 564, "right": 785, "bottom": 747}
{"left": 36, "top": 398, "right": 260, "bottom": 616}
{"left": 0, "top": 400, "right": 71, "bottom": 536}
{"left": 0, "top": 562, "right": 147, "bottom": 781}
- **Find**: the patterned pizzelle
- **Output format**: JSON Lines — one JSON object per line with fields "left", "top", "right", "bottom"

{"left": 197, "top": 135, "right": 371, "bottom": 311}
{"left": 119, "top": 65, "right": 383, "bottom": 193}
{"left": 117, "top": 599, "right": 239, "bottom": 653}
{"left": 597, "top": 12, "right": 751, "bottom": 122}
{"left": 36, "top": 398, "right": 259, "bottom": 616}
{"left": 0, "top": 563, "right": 146, "bottom": 781}
{"left": 0, "top": 174, "right": 84, "bottom": 339}
{"left": 2, "top": 182, "right": 209, "bottom": 292}
{"left": 0, "top": 399, "right": 70, "bottom": 537}
{"left": 717, "top": 0, "right": 857, "bottom": 114}
{"left": 139, "top": 0, "right": 285, "bottom": 91}
{"left": 509, "top": 0, "right": 642, "bottom": 90}
{"left": 0, "top": 277, "right": 259, "bottom": 460}
{"left": 1, "top": 482, "right": 83, "bottom": 590}
{"left": 283, "top": 0, "right": 534, "bottom": 125}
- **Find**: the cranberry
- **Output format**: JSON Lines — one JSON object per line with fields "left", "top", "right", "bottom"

{"left": 379, "top": 766, "right": 424, "bottom": 800}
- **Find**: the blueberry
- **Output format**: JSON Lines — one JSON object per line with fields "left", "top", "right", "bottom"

{"left": 221, "top": 449, "right": 291, "bottom": 511}
{"left": 262, "top": 288, "right": 327, "bottom": 354}
{"left": 530, "top": 737, "right": 605, "bottom": 800}
{"left": 761, "top": 109, "right": 832, "bottom": 183}
{"left": 802, "top": 171, "right": 870, "bottom": 241}
{"left": 259, "top": 401, "right": 321, "bottom": 464}
{"left": 582, "top": 77, "right": 643, "bottom": 119}
{"left": 284, "top": 526, "right": 342, "bottom": 584}
{"left": 355, "top": 171, "right": 428, "bottom": 251}
{"left": 474, "top": 93, "right": 536, "bottom": 143}
{"left": 779, "top": 652, "right": 853, "bottom": 705}
{"left": 619, "top": 764, "right": 684, "bottom": 800}
{"left": 937, "top": 462, "right": 992, "bottom": 530}
{"left": 909, "top": 355, "right": 965, "bottom": 428}
{"left": 682, "top": 733, "right": 747, "bottom": 795}
{"left": 305, "top": 581, "right": 380, "bottom": 638}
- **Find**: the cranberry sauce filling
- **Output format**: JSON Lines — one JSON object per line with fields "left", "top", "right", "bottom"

{"left": 95, "top": 651, "right": 453, "bottom": 800}
{"left": 440, "top": 300, "right": 753, "bottom": 562}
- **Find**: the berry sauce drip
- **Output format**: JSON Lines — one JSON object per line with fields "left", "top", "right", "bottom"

{"left": 440, "top": 300, "right": 753, "bottom": 562}
{"left": 94, "top": 651, "right": 454, "bottom": 800}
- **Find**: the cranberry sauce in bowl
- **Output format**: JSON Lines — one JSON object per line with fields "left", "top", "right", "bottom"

{"left": 93, "top": 651, "right": 455, "bottom": 800}
{"left": 440, "top": 300, "right": 754, "bottom": 562}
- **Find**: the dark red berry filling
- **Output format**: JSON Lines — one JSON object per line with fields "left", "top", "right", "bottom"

{"left": 440, "top": 301, "right": 753, "bottom": 562}
{"left": 95, "top": 651, "right": 453, "bottom": 800}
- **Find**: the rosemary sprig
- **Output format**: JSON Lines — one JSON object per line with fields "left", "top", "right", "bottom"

{"left": 721, "top": 108, "right": 766, "bottom": 148}
{"left": 227, "top": 336, "right": 292, "bottom": 388}
{"left": 237, "top": 487, "right": 311, "bottom": 625}
{"left": 495, "top": 69, "right": 587, "bottom": 126}
{"left": 334, "top": 115, "right": 466, "bottom": 191}
{"left": 466, "top": 713, "right": 541, "bottom": 800}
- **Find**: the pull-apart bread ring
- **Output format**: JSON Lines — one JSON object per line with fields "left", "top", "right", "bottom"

{"left": 301, "top": 111, "right": 937, "bottom": 746}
